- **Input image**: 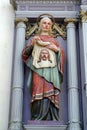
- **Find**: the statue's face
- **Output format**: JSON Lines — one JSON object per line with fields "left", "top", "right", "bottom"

{"left": 40, "top": 18, "right": 52, "bottom": 32}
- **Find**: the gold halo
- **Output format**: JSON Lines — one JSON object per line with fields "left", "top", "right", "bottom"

{"left": 36, "top": 13, "right": 55, "bottom": 25}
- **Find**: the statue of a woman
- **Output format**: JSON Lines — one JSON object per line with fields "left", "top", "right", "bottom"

{"left": 22, "top": 16, "right": 65, "bottom": 120}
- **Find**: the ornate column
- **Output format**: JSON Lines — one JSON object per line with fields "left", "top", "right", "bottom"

{"left": 80, "top": 9, "right": 87, "bottom": 96}
{"left": 64, "top": 18, "right": 81, "bottom": 130}
{"left": 9, "top": 18, "right": 28, "bottom": 130}
{"left": 0, "top": 1, "right": 15, "bottom": 130}
{"left": 80, "top": 9, "right": 87, "bottom": 130}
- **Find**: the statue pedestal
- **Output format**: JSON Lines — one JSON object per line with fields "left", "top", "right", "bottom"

{"left": 24, "top": 121, "right": 67, "bottom": 130}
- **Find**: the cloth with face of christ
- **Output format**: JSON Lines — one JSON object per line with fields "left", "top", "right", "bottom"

{"left": 32, "top": 40, "right": 58, "bottom": 68}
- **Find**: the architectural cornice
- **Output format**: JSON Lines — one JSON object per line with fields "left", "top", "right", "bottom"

{"left": 16, "top": 0, "right": 80, "bottom": 4}
{"left": 15, "top": 11, "right": 79, "bottom": 19}
{"left": 15, "top": 0, "right": 80, "bottom": 11}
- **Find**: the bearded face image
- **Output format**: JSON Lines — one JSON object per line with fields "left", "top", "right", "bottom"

{"left": 38, "top": 49, "right": 52, "bottom": 63}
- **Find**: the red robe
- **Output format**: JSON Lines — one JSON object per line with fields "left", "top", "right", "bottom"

{"left": 22, "top": 35, "right": 65, "bottom": 119}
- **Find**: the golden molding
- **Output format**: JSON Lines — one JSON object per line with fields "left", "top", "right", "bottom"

{"left": 15, "top": 18, "right": 28, "bottom": 25}
{"left": 64, "top": 18, "right": 78, "bottom": 23}
{"left": 25, "top": 21, "right": 66, "bottom": 40}
{"left": 80, "top": 10, "right": 87, "bottom": 22}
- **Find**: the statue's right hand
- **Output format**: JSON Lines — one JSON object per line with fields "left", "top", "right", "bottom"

{"left": 31, "top": 36, "right": 41, "bottom": 45}
{"left": 34, "top": 36, "right": 41, "bottom": 41}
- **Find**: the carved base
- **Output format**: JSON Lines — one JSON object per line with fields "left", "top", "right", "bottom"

{"left": 24, "top": 121, "right": 67, "bottom": 130}
{"left": 8, "top": 121, "right": 23, "bottom": 130}
{"left": 24, "top": 125, "right": 67, "bottom": 130}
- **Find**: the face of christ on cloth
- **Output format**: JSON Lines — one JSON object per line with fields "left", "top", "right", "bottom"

{"left": 37, "top": 49, "right": 52, "bottom": 63}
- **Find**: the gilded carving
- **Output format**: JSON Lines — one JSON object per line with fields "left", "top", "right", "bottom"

{"left": 15, "top": 18, "right": 28, "bottom": 26}
{"left": 53, "top": 23, "right": 66, "bottom": 39}
{"left": 25, "top": 14, "right": 66, "bottom": 40}
{"left": 25, "top": 23, "right": 38, "bottom": 39}
{"left": 64, "top": 18, "right": 78, "bottom": 24}
{"left": 80, "top": 10, "right": 87, "bottom": 22}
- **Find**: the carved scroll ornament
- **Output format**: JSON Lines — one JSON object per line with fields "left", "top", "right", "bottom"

{"left": 25, "top": 14, "right": 66, "bottom": 40}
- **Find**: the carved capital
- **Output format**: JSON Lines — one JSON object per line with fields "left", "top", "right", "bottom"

{"left": 15, "top": 18, "right": 28, "bottom": 26}
{"left": 64, "top": 18, "right": 78, "bottom": 24}
{"left": 10, "top": 0, "right": 17, "bottom": 10}
{"left": 80, "top": 10, "right": 87, "bottom": 22}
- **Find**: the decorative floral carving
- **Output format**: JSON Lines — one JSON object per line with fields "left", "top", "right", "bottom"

{"left": 25, "top": 20, "right": 66, "bottom": 40}
{"left": 25, "top": 13, "right": 66, "bottom": 39}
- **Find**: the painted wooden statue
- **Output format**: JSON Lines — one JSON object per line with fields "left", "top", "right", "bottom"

{"left": 22, "top": 14, "right": 65, "bottom": 120}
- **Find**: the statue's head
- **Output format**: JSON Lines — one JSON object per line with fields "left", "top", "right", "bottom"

{"left": 37, "top": 17, "right": 53, "bottom": 35}
{"left": 37, "top": 14, "right": 55, "bottom": 35}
